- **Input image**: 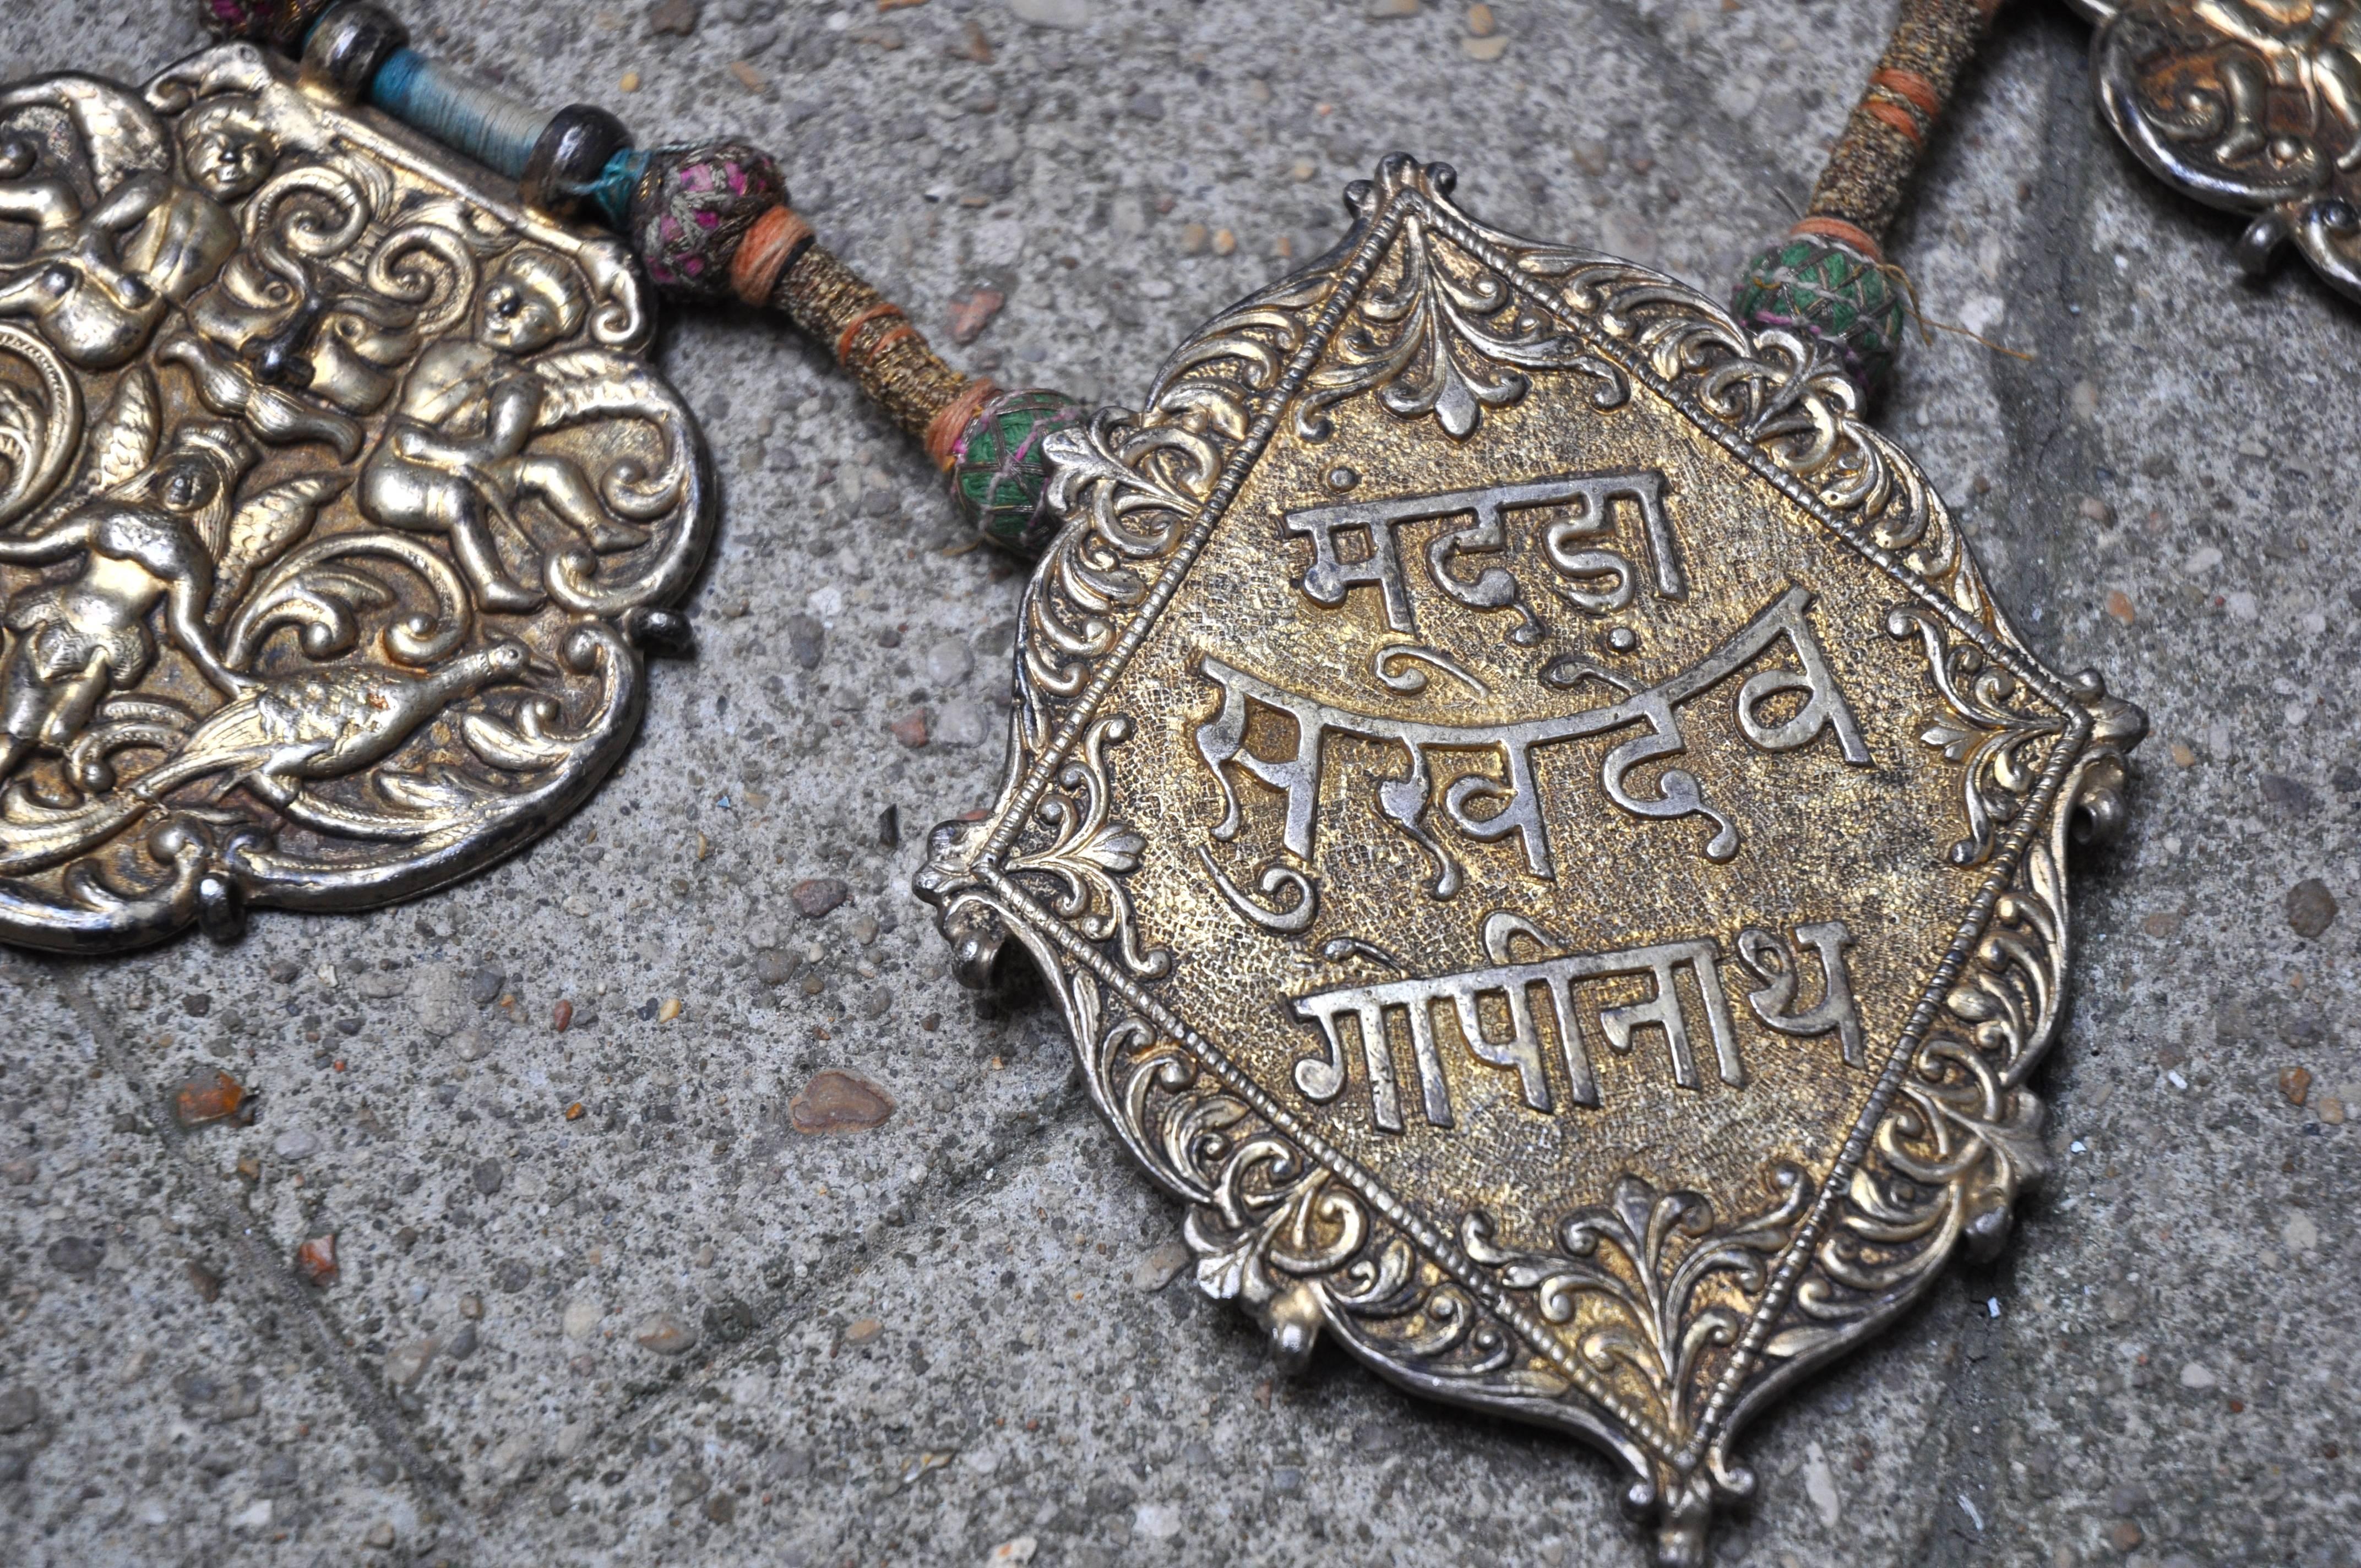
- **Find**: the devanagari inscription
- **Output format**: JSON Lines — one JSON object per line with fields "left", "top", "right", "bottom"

{"left": 1196, "top": 585, "right": 1869, "bottom": 892}
{"left": 1283, "top": 470, "right": 1685, "bottom": 643}
{"left": 1287, "top": 916, "right": 1863, "bottom": 1132}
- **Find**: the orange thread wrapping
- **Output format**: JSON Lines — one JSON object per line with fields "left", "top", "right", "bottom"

{"left": 1870, "top": 67, "right": 1942, "bottom": 116}
{"left": 731, "top": 205, "right": 812, "bottom": 306}
{"left": 766, "top": 240, "right": 971, "bottom": 442}
{"left": 834, "top": 302, "right": 906, "bottom": 364}
{"left": 924, "top": 377, "right": 1000, "bottom": 469}
{"left": 1789, "top": 216, "right": 1885, "bottom": 264}
{"left": 1801, "top": 0, "right": 1993, "bottom": 243}
{"left": 1864, "top": 98, "right": 1924, "bottom": 146}
{"left": 867, "top": 324, "right": 920, "bottom": 362}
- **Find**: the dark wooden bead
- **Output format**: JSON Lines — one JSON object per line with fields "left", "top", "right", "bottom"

{"left": 298, "top": 3, "right": 409, "bottom": 103}
{"left": 522, "top": 106, "right": 632, "bottom": 220}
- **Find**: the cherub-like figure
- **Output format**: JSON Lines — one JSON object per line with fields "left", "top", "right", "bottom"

{"left": 359, "top": 247, "right": 643, "bottom": 613}
{"left": 2189, "top": 0, "right": 2361, "bottom": 166}
{"left": 121, "top": 95, "right": 276, "bottom": 305}
{"left": 0, "top": 420, "right": 259, "bottom": 781}
{"left": 0, "top": 128, "right": 167, "bottom": 369}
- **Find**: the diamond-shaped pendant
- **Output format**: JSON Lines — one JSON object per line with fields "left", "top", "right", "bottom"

{"left": 921, "top": 157, "right": 2143, "bottom": 1563}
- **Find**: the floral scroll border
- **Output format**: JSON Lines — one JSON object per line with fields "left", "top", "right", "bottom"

{"left": 917, "top": 156, "right": 2140, "bottom": 1562}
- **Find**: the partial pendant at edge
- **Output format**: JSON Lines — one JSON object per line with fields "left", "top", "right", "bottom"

{"left": 0, "top": 41, "right": 710, "bottom": 952}
{"left": 2084, "top": 0, "right": 2361, "bottom": 298}
{"left": 920, "top": 155, "right": 2144, "bottom": 1564}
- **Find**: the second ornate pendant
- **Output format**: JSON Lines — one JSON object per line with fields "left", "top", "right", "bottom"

{"left": 2086, "top": 0, "right": 2361, "bottom": 298}
{"left": 922, "top": 159, "right": 2142, "bottom": 1564}
{"left": 0, "top": 43, "right": 706, "bottom": 951}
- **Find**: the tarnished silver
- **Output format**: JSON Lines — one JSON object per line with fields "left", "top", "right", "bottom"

{"left": 921, "top": 158, "right": 2142, "bottom": 1564}
{"left": 0, "top": 43, "right": 709, "bottom": 951}
{"left": 298, "top": 3, "right": 409, "bottom": 105}
{"left": 2088, "top": 0, "right": 2361, "bottom": 296}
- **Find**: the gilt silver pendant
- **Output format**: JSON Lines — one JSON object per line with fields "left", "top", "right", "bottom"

{"left": 921, "top": 157, "right": 2144, "bottom": 1563}
{"left": 2085, "top": 0, "right": 2361, "bottom": 295}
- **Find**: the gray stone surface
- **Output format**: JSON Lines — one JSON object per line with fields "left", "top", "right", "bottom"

{"left": 1, "top": 1, "right": 2356, "bottom": 1565}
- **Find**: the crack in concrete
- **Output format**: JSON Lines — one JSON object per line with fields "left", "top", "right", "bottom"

{"left": 1985, "top": 13, "right": 2107, "bottom": 671}
{"left": 14, "top": 942, "right": 1097, "bottom": 1557}
{"left": 483, "top": 1066, "right": 1094, "bottom": 1525}
{"left": 9, "top": 952, "right": 480, "bottom": 1551}
{"left": 1906, "top": 9, "right": 2109, "bottom": 1562}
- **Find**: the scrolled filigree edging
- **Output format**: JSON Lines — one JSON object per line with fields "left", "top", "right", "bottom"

{"left": 1058, "top": 948, "right": 1680, "bottom": 1503}
{"left": 1707, "top": 768, "right": 2098, "bottom": 1472}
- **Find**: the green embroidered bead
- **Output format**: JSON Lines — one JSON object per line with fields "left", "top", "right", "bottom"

{"left": 1731, "top": 235, "right": 1906, "bottom": 395}
{"left": 946, "top": 389, "right": 1087, "bottom": 558}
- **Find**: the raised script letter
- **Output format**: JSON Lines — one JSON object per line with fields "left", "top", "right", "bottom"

{"left": 1285, "top": 498, "right": 1416, "bottom": 632}
{"left": 1541, "top": 469, "right": 1687, "bottom": 605}
{"left": 1730, "top": 592, "right": 1870, "bottom": 763}
{"left": 1585, "top": 939, "right": 1744, "bottom": 1090}
{"left": 1441, "top": 974, "right": 1553, "bottom": 1113}
{"left": 1194, "top": 656, "right": 1330, "bottom": 859}
{"left": 1289, "top": 989, "right": 1405, "bottom": 1132}
{"left": 1736, "top": 920, "right": 1866, "bottom": 1068}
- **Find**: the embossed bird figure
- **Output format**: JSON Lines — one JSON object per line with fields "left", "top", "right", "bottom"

{"left": 133, "top": 639, "right": 546, "bottom": 806}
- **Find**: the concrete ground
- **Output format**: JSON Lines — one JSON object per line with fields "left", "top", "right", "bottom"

{"left": 2, "top": 1, "right": 2356, "bottom": 1565}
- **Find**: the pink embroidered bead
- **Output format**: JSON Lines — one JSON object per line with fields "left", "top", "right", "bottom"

{"left": 625, "top": 141, "right": 788, "bottom": 302}
{"left": 197, "top": 0, "right": 339, "bottom": 45}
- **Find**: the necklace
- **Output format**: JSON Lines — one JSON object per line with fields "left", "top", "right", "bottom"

{"left": 9, "top": 4, "right": 2145, "bottom": 1563}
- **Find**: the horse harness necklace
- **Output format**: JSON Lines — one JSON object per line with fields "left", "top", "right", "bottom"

{"left": 0, "top": 1, "right": 2193, "bottom": 1559}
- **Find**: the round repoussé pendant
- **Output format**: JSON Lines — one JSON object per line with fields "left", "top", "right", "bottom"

{"left": 919, "top": 157, "right": 2144, "bottom": 1564}
{"left": 0, "top": 41, "right": 709, "bottom": 951}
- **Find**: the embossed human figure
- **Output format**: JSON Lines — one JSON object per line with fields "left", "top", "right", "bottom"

{"left": 2191, "top": 0, "right": 2361, "bottom": 166}
{"left": 120, "top": 96, "right": 276, "bottom": 305}
{"left": 0, "top": 129, "right": 168, "bottom": 368}
{"left": 359, "top": 247, "right": 640, "bottom": 613}
{"left": 0, "top": 129, "right": 88, "bottom": 253}
{"left": 0, "top": 421, "right": 260, "bottom": 781}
